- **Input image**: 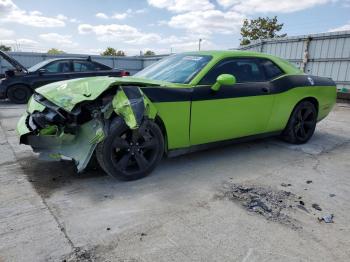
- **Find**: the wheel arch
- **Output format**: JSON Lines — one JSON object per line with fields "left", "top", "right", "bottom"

{"left": 296, "top": 96, "right": 319, "bottom": 115}
{"left": 154, "top": 115, "right": 168, "bottom": 153}
{"left": 6, "top": 83, "right": 32, "bottom": 96}
{"left": 283, "top": 96, "right": 319, "bottom": 132}
{"left": 105, "top": 113, "right": 168, "bottom": 153}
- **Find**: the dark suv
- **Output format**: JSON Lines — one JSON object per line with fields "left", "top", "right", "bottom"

{"left": 0, "top": 51, "right": 129, "bottom": 103}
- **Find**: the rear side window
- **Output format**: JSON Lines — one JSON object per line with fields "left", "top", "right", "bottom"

{"left": 74, "top": 61, "right": 97, "bottom": 72}
{"left": 93, "top": 62, "right": 110, "bottom": 70}
{"left": 199, "top": 58, "right": 266, "bottom": 84}
{"left": 260, "top": 59, "right": 284, "bottom": 80}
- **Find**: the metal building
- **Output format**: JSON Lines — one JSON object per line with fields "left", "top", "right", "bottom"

{"left": 0, "top": 52, "right": 165, "bottom": 76}
{"left": 2, "top": 31, "right": 349, "bottom": 94}
{"left": 239, "top": 30, "right": 350, "bottom": 93}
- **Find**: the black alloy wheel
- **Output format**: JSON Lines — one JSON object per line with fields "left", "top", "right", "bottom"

{"left": 7, "top": 85, "right": 32, "bottom": 104}
{"left": 96, "top": 118, "right": 164, "bottom": 181}
{"left": 282, "top": 100, "right": 317, "bottom": 144}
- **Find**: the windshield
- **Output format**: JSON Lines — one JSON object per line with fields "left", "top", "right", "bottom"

{"left": 134, "top": 54, "right": 212, "bottom": 84}
{"left": 28, "top": 60, "right": 51, "bottom": 72}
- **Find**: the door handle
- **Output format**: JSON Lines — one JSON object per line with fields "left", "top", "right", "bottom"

{"left": 261, "top": 87, "right": 270, "bottom": 93}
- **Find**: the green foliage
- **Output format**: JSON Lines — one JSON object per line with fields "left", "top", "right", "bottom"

{"left": 47, "top": 48, "right": 65, "bottom": 55}
{"left": 101, "top": 47, "right": 125, "bottom": 56}
{"left": 116, "top": 50, "right": 125, "bottom": 56}
{"left": 101, "top": 47, "right": 117, "bottom": 56}
{"left": 240, "top": 16, "right": 286, "bottom": 46}
{"left": 0, "top": 45, "right": 11, "bottom": 51}
{"left": 144, "top": 50, "right": 155, "bottom": 56}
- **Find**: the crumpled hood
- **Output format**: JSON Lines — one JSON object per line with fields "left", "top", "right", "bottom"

{"left": 35, "top": 76, "right": 165, "bottom": 111}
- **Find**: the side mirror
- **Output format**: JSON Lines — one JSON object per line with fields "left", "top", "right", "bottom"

{"left": 38, "top": 68, "right": 47, "bottom": 75}
{"left": 211, "top": 74, "right": 236, "bottom": 92}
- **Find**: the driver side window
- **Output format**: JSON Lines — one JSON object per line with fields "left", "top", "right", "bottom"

{"left": 199, "top": 58, "right": 266, "bottom": 85}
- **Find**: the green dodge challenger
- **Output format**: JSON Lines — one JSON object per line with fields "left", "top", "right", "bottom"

{"left": 17, "top": 51, "right": 336, "bottom": 180}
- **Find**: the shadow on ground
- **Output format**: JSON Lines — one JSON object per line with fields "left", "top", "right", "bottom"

{"left": 18, "top": 156, "right": 107, "bottom": 198}
{"left": 17, "top": 137, "right": 277, "bottom": 199}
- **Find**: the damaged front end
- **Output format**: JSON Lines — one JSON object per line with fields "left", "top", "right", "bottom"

{"left": 17, "top": 84, "right": 157, "bottom": 172}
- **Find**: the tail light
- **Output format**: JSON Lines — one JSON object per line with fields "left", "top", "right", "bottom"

{"left": 120, "top": 70, "right": 130, "bottom": 77}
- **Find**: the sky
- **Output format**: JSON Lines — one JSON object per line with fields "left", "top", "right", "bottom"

{"left": 0, "top": 0, "right": 349, "bottom": 55}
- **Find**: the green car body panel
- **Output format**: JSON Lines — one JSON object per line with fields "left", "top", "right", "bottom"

{"left": 16, "top": 51, "right": 336, "bottom": 172}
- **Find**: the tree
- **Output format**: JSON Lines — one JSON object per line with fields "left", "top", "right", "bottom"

{"left": 240, "top": 16, "right": 286, "bottom": 46}
{"left": 47, "top": 48, "right": 65, "bottom": 54}
{"left": 116, "top": 50, "right": 125, "bottom": 56}
{"left": 101, "top": 47, "right": 117, "bottom": 56}
{"left": 0, "top": 45, "right": 11, "bottom": 52}
{"left": 144, "top": 50, "right": 155, "bottom": 56}
{"left": 101, "top": 47, "right": 125, "bottom": 56}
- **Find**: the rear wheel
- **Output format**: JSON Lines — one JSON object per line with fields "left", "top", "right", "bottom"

{"left": 7, "top": 85, "right": 32, "bottom": 104}
{"left": 282, "top": 100, "right": 317, "bottom": 144}
{"left": 96, "top": 118, "right": 164, "bottom": 181}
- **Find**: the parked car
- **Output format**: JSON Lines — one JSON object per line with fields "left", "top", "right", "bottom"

{"left": 0, "top": 51, "right": 129, "bottom": 103}
{"left": 17, "top": 51, "right": 336, "bottom": 181}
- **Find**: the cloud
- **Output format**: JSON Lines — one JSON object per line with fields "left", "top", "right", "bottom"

{"left": 148, "top": 0, "right": 336, "bottom": 37}
{"left": 112, "top": 12, "right": 129, "bottom": 20}
{"left": 0, "top": 38, "right": 39, "bottom": 51}
{"left": 95, "top": 9, "right": 147, "bottom": 20}
{"left": 0, "top": 28, "right": 14, "bottom": 38}
{"left": 148, "top": 0, "right": 214, "bottom": 12}
{"left": 39, "top": 33, "right": 77, "bottom": 46}
{"left": 57, "top": 13, "right": 80, "bottom": 23}
{"left": 328, "top": 22, "right": 350, "bottom": 32}
{"left": 0, "top": 0, "right": 65, "bottom": 27}
{"left": 96, "top": 12, "right": 109, "bottom": 19}
{"left": 78, "top": 23, "right": 162, "bottom": 45}
{"left": 217, "top": 0, "right": 331, "bottom": 14}
{"left": 169, "top": 10, "right": 245, "bottom": 36}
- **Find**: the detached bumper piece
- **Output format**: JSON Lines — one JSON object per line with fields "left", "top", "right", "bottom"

{"left": 26, "top": 119, "right": 104, "bottom": 172}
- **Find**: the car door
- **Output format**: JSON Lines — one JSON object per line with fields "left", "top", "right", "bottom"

{"left": 33, "top": 60, "right": 72, "bottom": 88}
{"left": 190, "top": 57, "right": 279, "bottom": 146}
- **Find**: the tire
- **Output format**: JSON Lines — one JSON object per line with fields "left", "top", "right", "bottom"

{"left": 282, "top": 100, "right": 317, "bottom": 144}
{"left": 7, "top": 85, "right": 32, "bottom": 104}
{"left": 96, "top": 118, "right": 164, "bottom": 181}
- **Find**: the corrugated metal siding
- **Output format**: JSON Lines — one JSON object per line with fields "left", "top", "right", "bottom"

{"left": 239, "top": 30, "right": 350, "bottom": 92}
{"left": 0, "top": 52, "right": 166, "bottom": 76}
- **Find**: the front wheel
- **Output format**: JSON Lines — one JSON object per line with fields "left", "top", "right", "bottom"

{"left": 7, "top": 85, "right": 32, "bottom": 104}
{"left": 96, "top": 118, "right": 164, "bottom": 181}
{"left": 282, "top": 100, "right": 317, "bottom": 144}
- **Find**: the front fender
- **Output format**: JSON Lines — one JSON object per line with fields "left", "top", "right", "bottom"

{"left": 112, "top": 86, "right": 157, "bottom": 129}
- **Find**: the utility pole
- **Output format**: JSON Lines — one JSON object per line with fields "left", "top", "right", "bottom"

{"left": 198, "top": 38, "right": 202, "bottom": 51}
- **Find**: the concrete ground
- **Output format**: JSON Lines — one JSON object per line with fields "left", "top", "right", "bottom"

{"left": 0, "top": 100, "right": 349, "bottom": 262}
